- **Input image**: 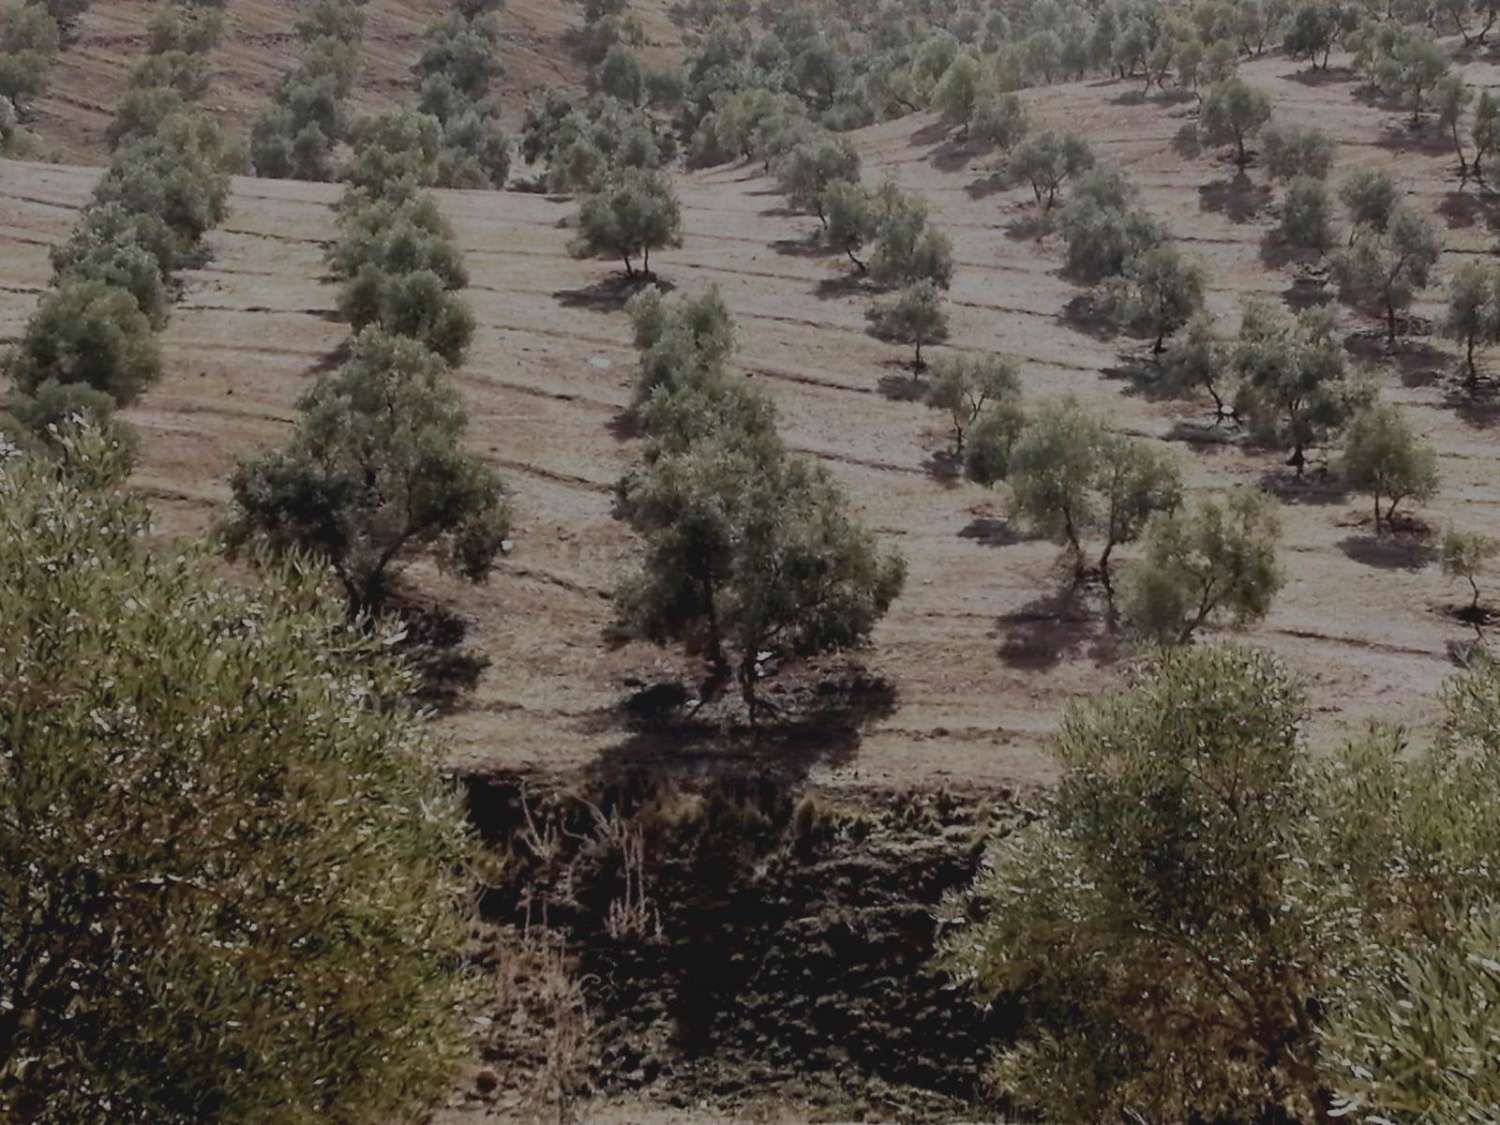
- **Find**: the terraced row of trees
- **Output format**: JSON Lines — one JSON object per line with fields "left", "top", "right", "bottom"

{"left": 1, "top": 0, "right": 232, "bottom": 458}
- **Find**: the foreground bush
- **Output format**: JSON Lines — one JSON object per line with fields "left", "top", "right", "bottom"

{"left": 0, "top": 429, "right": 473, "bottom": 1122}
{"left": 939, "top": 645, "right": 1353, "bottom": 1121}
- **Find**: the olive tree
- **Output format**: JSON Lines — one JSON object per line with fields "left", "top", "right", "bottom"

{"left": 820, "top": 179, "right": 878, "bottom": 270}
{"left": 774, "top": 133, "right": 860, "bottom": 226}
{"left": 1122, "top": 488, "right": 1284, "bottom": 644}
{"left": 1332, "top": 205, "right": 1441, "bottom": 345}
{"left": 0, "top": 428, "right": 473, "bottom": 1124}
{"left": 1261, "top": 123, "right": 1335, "bottom": 182}
{"left": 1010, "top": 130, "right": 1094, "bottom": 210}
{"left": 1199, "top": 78, "right": 1273, "bottom": 166}
{"left": 1279, "top": 176, "right": 1334, "bottom": 251}
{"left": 868, "top": 190, "right": 955, "bottom": 289}
{"left": 223, "top": 330, "right": 512, "bottom": 614}
{"left": 1441, "top": 527, "right": 1499, "bottom": 613}
{"left": 1473, "top": 89, "right": 1499, "bottom": 180}
{"left": 969, "top": 91, "right": 1027, "bottom": 151}
{"left": 0, "top": 1, "right": 59, "bottom": 110}
{"left": 0, "top": 377, "right": 138, "bottom": 464}
{"left": 1445, "top": 259, "right": 1500, "bottom": 389}
{"left": 1114, "top": 243, "right": 1206, "bottom": 352}
{"left": 939, "top": 644, "right": 1351, "bottom": 1121}
{"left": 1340, "top": 401, "right": 1440, "bottom": 532}
{"left": 1436, "top": 73, "right": 1474, "bottom": 177}
{"left": 866, "top": 279, "right": 950, "bottom": 369}
{"left": 5, "top": 280, "right": 161, "bottom": 405}
{"left": 617, "top": 426, "right": 906, "bottom": 717}
{"left": 1233, "top": 300, "right": 1360, "bottom": 474}
{"left": 570, "top": 167, "right": 683, "bottom": 279}
{"left": 924, "top": 353, "right": 1021, "bottom": 454}
{"left": 1008, "top": 398, "right": 1182, "bottom": 584}
{"left": 1338, "top": 168, "right": 1398, "bottom": 233}
{"left": 1161, "top": 314, "right": 1239, "bottom": 422}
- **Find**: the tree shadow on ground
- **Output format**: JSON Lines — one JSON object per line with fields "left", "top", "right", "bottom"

{"left": 1283, "top": 65, "right": 1358, "bottom": 86}
{"left": 1259, "top": 467, "right": 1350, "bottom": 506}
{"left": 922, "top": 448, "right": 963, "bottom": 487}
{"left": 910, "top": 119, "right": 950, "bottom": 147}
{"left": 1435, "top": 189, "right": 1500, "bottom": 231}
{"left": 1373, "top": 122, "right": 1453, "bottom": 160}
{"left": 1338, "top": 533, "right": 1439, "bottom": 571}
{"left": 966, "top": 171, "right": 1010, "bottom": 199}
{"left": 1058, "top": 293, "right": 1119, "bottom": 341}
{"left": 389, "top": 598, "right": 492, "bottom": 712}
{"left": 1199, "top": 172, "right": 1272, "bottom": 224}
{"left": 931, "top": 138, "right": 976, "bottom": 173}
{"left": 606, "top": 407, "right": 642, "bottom": 442}
{"left": 772, "top": 236, "right": 837, "bottom": 260}
{"left": 958, "top": 515, "right": 1028, "bottom": 547}
{"left": 554, "top": 273, "right": 670, "bottom": 313}
{"left": 1004, "top": 212, "right": 1052, "bottom": 241}
{"left": 877, "top": 368, "right": 928, "bottom": 402}
{"left": 309, "top": 337, "right": 352, "bottom": 375}
{"left": 1447, "top": 380, "right": 1500, "bottom": 427}
{"left": 1165, "top": 419, "right": 1241, "bottom": 449}
{"left": 588, "top": 667, "right": 900, "bottom": 785}
{"left": 996, "top": 585, "right": 1120, "bottom": 671}
{"left": 1343, "top": 330, "right": 1444, "bottom": 383}
{"left": 813, "top": 272, "right": 869, "bottom": 301}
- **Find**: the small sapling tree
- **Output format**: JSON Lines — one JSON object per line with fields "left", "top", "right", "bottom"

{"left": 1340, "top": 401, "right": 1440, "bottom": 533}
{"left": 866, "top": 280, "right": 950, "bottom": 370}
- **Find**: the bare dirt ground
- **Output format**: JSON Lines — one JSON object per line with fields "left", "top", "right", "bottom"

{"left": 6, "top": 47, "right": 1498, "bottom": 797}
{"left": 25, "top": 0, "right": 682, "bottom": 164}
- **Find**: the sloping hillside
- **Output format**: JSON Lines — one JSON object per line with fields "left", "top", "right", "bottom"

{"left": 5, "top": 50, "right": 1495, "bottom": 792}
{"left": 25, "top": 0, "right": 682, "bottom": 164}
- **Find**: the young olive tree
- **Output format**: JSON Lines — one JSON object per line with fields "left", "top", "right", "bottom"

{"left": 1261, "top": 124, "right": 1335, "bottom": 182}
{"left": 866, "top": 279, "right": 950, "bottom": 370}
{"left": 1441, "top": 527, "right": 1499, "bottom": 613}
{"left": 1340, "top": 401, "right": 1440, "bottom": 532}
{"left": 969, "top": 91, "right": 1027, "bottom": 151}
{"left": 1161, "top": 313, "right": 1239, "bottom": 422}
{"left": 1199, "top": 78, "right": 1274, "bottom": 167}
{"left": 1011, "top": 130, "right": 1095, "bottom": 210}
{"left": 1445, "top": 259, "right": 1500, "bottom": 389}
{"left": 1233, "top": 300, "right": 1360, "bottom": 475}
{"left": 1339, "top": 168, "right": 1398, "bottom": 234}
{"left": 223, "top": 330, "right": 512, "bottom": 615}
{"left": 819, "top": 179, "right": 877, "bottom": 270}
{"left": 1333, "top": 205, "right": 1441, "bottom": 345}
{"left": 570, "top": 167, "right": 683, "bottom": 279}
{"left": 1114, "top": 243, "right": 1206, "bottom": 352}
{"left": 1122, "top": 488, "right": 1284, "bottom": 644}
{"left": 1008, "top": 398, "right": 1181, "bottom": 585}
{"left": 1435, "top": 74, "right": 1474, "bottom": 177}
{"left": 924, "top": 353, "right": 1021, "bottom": 455}
{"left": 775, "top": 133, "right": 860, "bottom": 227}
{"left": 868, "top": 190, "right": 955, "bottom": 289}
{"left": 1473, "top": 89, "right": 1499, "bottom": 180}
{"left": 0, "top": 430, "right": 473, "bottom": 1124}
{"left": 1279, "top": 176, "right": 1335, "bottom": 252}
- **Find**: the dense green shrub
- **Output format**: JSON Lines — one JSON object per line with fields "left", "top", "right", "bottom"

{"left": 1340, "top": 400, "right": 1440, "bottom": 532}
{"left": 5, "top": 279, "right": 161, "bottom": 404}
{"left": 50, "top": 223, "right": 168, "bottom": 327}
{"left": 0, "top": 428, "right": 474, "bottom": 1121}
{"left": 1279, "top": 175, "right": 1334, "bottom": 251}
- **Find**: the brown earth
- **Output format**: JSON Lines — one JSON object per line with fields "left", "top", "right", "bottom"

{"left": 5, "top": 47, "right": 1500, "bottom": 796}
